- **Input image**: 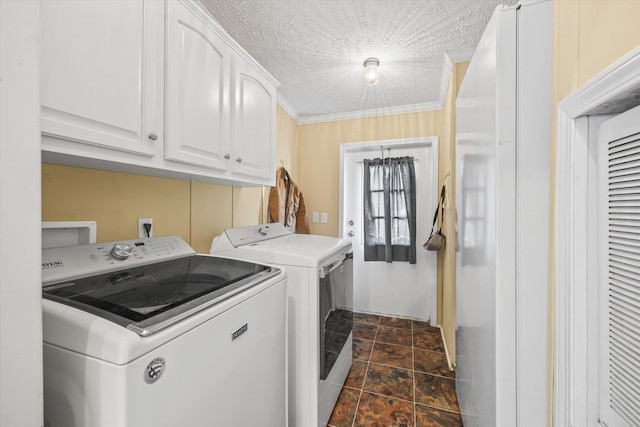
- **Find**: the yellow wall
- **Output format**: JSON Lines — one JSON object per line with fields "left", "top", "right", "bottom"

{"left": 297, "top": 110, "right": 445, "bottom": 237}
{"left": 42, "top": 105, "right": 299, "bottom": 254}
{"left": 190, "top": 182, "right": 232, "bottom": 253}
{"left": 439, "top": 61, "right": 468, "bottom": 364}
{"left": 275, "top": 104, "right": 300, "bottom": 181}
{"left": 549, "top": 1, "right": 640, "bottom": 424}
{"left": 42, "top": 163, "right": 192, "bottom": 243}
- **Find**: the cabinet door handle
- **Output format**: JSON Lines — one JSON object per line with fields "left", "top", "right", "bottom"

{"left": 224, "top": 153, "right": 231, "bottom": 160}
{"left": 236, "top": 157, "right": 242, "bottom": 163}
{"left": 148, "top": 132, "right": 158, "bottom": 141}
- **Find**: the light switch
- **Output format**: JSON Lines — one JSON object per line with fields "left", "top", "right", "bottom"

{"left": 321, "top": 212, "right": 328, "bottom": 223}
{"left": 312, "top": 212, "right": 319, "bottom": 223}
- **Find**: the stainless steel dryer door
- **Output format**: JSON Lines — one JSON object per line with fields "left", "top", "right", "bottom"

{"left": 319, "top": 251, "right": 353, "bottom": 380}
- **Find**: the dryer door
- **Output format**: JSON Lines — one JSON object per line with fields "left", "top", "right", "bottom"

{"left": 319, "top": 252, "right": 353, "bottom": 380}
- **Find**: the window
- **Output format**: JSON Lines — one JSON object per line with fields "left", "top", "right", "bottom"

{"left": 362, "top": 156, "right": 416, "bottom": 264}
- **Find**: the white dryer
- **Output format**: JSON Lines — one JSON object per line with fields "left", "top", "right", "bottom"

{"left": 42, "top": 235, "right": 287, "bottom": 427}
{"left": 210, "top": 224, "right": 353, "bottom": 427}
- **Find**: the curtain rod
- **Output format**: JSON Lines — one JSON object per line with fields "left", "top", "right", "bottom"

{"left": 355, "top": 145, "right": 419, "bottom": 163}
{"left": 356, "top": 158, "right": 418, "bottom": 164}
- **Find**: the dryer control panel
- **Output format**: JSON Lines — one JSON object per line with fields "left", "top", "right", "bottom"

{"left": 42, "top": 235, "right": 195, "bottom": 285}
{"left": 217, "top": 223, "right": 292, "bottom": 248}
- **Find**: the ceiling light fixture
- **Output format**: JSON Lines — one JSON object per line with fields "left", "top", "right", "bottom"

{"left": 363, "top": 57, "right": 381, "bottom": 87}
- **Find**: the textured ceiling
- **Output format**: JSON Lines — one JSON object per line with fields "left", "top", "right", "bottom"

{"left": 201, "top": 0, "right": 515, "bottom": 123}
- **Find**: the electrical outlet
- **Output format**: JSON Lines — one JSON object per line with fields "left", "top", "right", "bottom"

{"left": 321, "top": 212, "right": 328, "bottom": 224}
{"left": 138, "top": 218, "right": 153, "bottom": 238}
{"left": 312, "top": 212, "right": 319, "bottom": 223}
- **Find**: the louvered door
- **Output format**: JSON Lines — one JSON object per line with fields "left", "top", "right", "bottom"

{"left": 598, "top": 105, "right": 640, "bottom": 427}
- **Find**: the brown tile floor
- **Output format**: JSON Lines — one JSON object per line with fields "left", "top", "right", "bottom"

{"left": 328, "top": 313, "right": 463, "bottom": 427}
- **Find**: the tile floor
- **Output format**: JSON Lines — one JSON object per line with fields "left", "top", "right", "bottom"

{"left": 327, "top": 313, "right": 463, "bottom": 427}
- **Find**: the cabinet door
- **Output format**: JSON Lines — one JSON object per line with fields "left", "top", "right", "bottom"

{"left": 165, "top": 1, "right": 231, "bottom": 170}
{"left": 40, "top": 0, "right": 161, "bottom": 156}
{"left": 231, "top": 57, "right": 277, "bottom": 180}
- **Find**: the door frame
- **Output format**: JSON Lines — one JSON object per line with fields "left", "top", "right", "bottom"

{"left": 0, "top": 1, "right": 43, "bottom": 424}
{"left": 555, "top": 46, "right": 640, "bottom": 427}
{"left": 339, "top": 136, "right": 439, "bottom": 323}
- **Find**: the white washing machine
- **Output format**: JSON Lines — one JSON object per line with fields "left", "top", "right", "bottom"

{"left": 41, "top": 235, "right": 287, "bottom": 427}
{"left": 210, "top": 224, "right": 353, "bottom": 427}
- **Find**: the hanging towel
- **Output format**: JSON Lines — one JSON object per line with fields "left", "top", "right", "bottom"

{"left": 268, "top": 167, "right": 310, "bottom": 234}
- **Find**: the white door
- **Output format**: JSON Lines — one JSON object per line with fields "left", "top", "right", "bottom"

{"left": 340, "top": 139, "right": 438, "bottom": 322}
{"left": 597, "top": 104, "right": 640, "bottom": 427}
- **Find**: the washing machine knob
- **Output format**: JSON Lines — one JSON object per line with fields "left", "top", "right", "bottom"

{"left": 111, "top": 243, "right": 133, "bottom": 260}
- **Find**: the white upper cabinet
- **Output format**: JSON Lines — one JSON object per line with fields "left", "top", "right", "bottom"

{"left": 230, "top": 57, "right": 277, "bottom": 180}
{"left": 40, "top": 0, "right": 163, "bottom": 157}
{"left": 40, "top": 0, "right": 279, "bottom": 186}
{"left": 165, "top": 1, "right": 231, "bottom": 171}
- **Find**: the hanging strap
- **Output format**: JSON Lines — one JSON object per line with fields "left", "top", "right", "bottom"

{"left": 430, "top": 186, "right": 446, "bottom": 234}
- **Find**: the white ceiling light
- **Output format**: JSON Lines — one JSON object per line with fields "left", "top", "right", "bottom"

{"left": 363, "top": 57, "right": 381, "bottom": 87}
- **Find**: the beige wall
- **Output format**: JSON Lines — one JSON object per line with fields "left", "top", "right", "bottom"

{"left": 42, "top": 163, "right": 192, "bottom": 243}
{"left": 297, "top": 110, "right": 445, "bottom": 237}
{"left": 276, "top": 104, "right": 300, "bottom": 181}
{"left": 42, "top": 105, "right": 299, "bottom": 254}
{"left": 549, "top": 1, "right": 640, "bottom": 423}
{"left": 439, "top": 61, "right": 468, "bottom": 364}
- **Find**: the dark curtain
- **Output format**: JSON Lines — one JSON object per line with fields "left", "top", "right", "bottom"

{"left": 363, "top": 156, "right": 416, "bottom": 264}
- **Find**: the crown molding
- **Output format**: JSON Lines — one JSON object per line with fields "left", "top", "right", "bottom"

{"left": 445, "top": 47, "right": 476, "bottom": 63}
{"left": 276, "top": 94, "right": 299, "bottom": 122}
{"left": 296, "top": 101, "right": 443, "bottom": 125}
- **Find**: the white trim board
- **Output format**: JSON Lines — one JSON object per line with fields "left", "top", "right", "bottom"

{"left": 0, "top": 1, "right": 43, "bottom": 424}
{"left": 555, "top": 45, "right": 640, "bottom": 427}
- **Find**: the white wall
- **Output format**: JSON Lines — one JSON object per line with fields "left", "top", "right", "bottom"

{"left": 0, "top": 2, "right": 43, "bottom": 425}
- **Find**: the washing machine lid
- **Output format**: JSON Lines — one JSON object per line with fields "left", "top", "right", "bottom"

{"left": 43, "top": 255, "right": 278, "bottom": 336}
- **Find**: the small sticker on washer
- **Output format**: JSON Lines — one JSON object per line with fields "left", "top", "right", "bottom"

{"left": 232, "top": 323, "right": 248, "bottom": 341}
{"left": 144, "top": 357, "right": 166, "bottom": 384}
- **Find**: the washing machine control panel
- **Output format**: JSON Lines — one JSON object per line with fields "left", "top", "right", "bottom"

{"left": 111, "top": 243, "right": 133, "bottom": 260}
{"left": 42, "top": 235, "right": 196, "bottom": 285}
